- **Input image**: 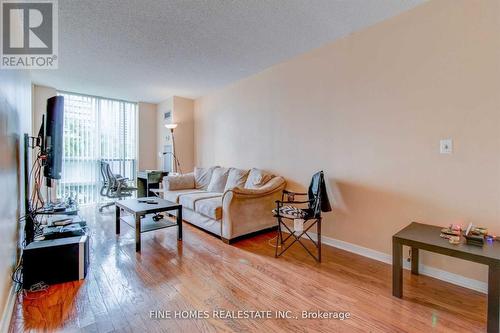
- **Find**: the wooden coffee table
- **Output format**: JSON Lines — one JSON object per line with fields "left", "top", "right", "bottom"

{"left": 115, "top": 198, "right": 182, "bottom": 252}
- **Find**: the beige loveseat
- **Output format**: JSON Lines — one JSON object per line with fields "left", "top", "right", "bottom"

{"left": 161, "top": 167, "right": 286, "bottom": 243}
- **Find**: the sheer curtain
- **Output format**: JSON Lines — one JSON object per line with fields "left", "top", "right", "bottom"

{"left": 57, "top": 92, "right": 137, "bottom": 205}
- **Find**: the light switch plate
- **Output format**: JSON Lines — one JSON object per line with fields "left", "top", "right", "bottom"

{"left": 440, "top": 139, "right": 453, "bottom": 154}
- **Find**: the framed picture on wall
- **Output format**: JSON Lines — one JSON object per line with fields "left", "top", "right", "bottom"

{"left": 164, "top": 111, "right": 173, "bottom": 144}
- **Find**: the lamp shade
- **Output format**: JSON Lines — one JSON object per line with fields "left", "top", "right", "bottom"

{"left": 165, "top": 123, "right": 178, "bottom": 130}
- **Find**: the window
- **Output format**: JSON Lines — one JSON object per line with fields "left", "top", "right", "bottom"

{"left": 57, "top": 92, "right": 137, "bottom": 205}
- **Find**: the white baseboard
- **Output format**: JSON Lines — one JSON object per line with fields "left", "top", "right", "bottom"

{"left": 0, "top": 284, "right": 17, "bottom": 333}
{"left": 286, "top": 230, "right": 488, "bottom": 294}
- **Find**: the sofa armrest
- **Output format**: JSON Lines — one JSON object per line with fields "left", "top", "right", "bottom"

{"left": 162, "top": 172, "right": 195, "bottom": 191}
{"left": 221, "top": 176, "right": 286, "bottom": 240}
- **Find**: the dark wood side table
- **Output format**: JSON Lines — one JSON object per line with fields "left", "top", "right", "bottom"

{"left": 115, "top": 198, "right": 182, "bottom": 252}
{"left": 137, "top": 170, "right": 168, "bottom": 197}
{"left": 393, "top": 222, "right": 500, "bottom": 333}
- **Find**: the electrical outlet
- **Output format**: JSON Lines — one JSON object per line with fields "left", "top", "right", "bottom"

{"left": 440, "top": 139, "right": 453, "bottom": 154}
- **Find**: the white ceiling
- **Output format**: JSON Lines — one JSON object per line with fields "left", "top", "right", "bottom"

{"left": 31, "top": 0, "right": 424, "bottom": 103}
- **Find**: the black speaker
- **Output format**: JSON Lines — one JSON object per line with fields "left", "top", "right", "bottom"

{"left": 23, "top": 235, "right": 89, "bottom": 289}
{"left": 44, "top": 95, "right": 64, "bottom": 180}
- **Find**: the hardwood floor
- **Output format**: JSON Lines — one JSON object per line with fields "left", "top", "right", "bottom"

{"left": 10, "top": 205, "right": 486, "bottom": 332}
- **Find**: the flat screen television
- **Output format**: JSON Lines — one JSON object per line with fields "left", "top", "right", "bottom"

{"left": 43, "top": 96, "right": 64, "bottom": 183}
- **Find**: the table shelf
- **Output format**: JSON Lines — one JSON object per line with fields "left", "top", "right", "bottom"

{"left": 121, "top": 214, "right": 177, "bottom": 233}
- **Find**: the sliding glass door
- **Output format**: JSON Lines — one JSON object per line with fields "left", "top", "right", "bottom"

{"left": 57, "top": 92, "right": 137, "bottom": 205}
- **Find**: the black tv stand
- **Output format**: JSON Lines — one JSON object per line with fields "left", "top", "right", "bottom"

{"left": 37, "top": 205, "right": 79, "bottom": 216}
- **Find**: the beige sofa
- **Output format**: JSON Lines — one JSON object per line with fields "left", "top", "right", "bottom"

{"left": 161, "top": 167, "right": 286, "bottom": 243}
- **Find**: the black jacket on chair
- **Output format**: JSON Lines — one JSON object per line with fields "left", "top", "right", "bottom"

{"left": 308, "top": 171, "right": 332, "bottom": 217}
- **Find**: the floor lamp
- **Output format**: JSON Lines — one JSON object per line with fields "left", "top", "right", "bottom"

{"left": 164, "top": 123, "right": 180, "bottom": 174}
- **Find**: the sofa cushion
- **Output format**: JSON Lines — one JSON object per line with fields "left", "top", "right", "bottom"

{"left": 224, "top": 168, "right": 249, "bottom": 192}
{"left": 163, "top": 173, "right": 195, "bottom": 190}
{"left": 195, "top": 197, "right": 223, "bottom": 220}
{"left": 194, "top": 166, "right": 218, "bottom": 190}
{"left": 163, "top": 189, "right": 204, "bottom": 203}
{"left": 244, "top": 168, "right": 273, "bottom": 189}
{"left": 207, "top": 167, "right": 230, "bottom": 193}
{"left": 179, "top": 192, "right": 222, "bottom": 210}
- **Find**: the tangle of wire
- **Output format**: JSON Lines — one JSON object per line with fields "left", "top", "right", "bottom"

{"left": 13, "top": 200, "right": 47, "bottom": 292}
{"left": 13, "top": 140, "right": 87, "bottom": 297}
{"left": 12, "top": 146, "right": 49, "bottom": 292}
{"left": 30, "top": 149, "right": 45, "bottom": 210}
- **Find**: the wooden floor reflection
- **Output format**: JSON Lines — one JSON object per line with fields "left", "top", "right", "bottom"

{"left": 9, "top": 205, "right": 486, "bottom": 332}
{"left": 17, "top": 281, "right": 82, "bottom": 332}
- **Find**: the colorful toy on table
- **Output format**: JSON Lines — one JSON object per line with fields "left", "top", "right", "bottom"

{"left": 440, "top": 222, "right": 498, "bottom": 246}
{"left": 440, "top": 224, "right": 462, "bottom": 243}
{"left": 464, "top": 223, "right": 487, "bottom": 247}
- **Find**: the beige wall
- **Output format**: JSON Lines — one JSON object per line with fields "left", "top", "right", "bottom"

{"left": 172, "top": 96, "right": 195, "bottom": 173}
{"left": 157, "top": 96, "right": 194, "bottom": 172}
{"left": 0, "top": 71, "right": 31, "bottom": 329}
{"left": 194, "top": 0, "right": 500, "bottom": 283}
{"left": 32, "top": 84, "right": 57, "bottom": 137}
{"left": 137, "top": 102, "right": 158, "bottom": 170}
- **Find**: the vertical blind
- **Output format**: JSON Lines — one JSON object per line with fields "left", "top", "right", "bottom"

{"left": 56, "top": 92, "right": 137, "bottom": 205}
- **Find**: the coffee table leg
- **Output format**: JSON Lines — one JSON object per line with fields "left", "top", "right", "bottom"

{"left": 488, "top": 264, "right": 500, "bottom": 333}
{"left": 115, "top": 206, "right": 120, "bottom": 234}
{"left": 177, "top": 207, "right": 182, "bottom": 240}
{"left": 392, "top": 238, "right": 403, "bottom": 298}
{"left": 135, "top": 213, "right": 141, "bottom": 252}
{"left": 411, "top": 247, "right": 419, "bottom": 275}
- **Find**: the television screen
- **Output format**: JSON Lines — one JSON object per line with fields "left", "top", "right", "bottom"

{"left": 43, "top": 96, "right": 64, "bottom": 181}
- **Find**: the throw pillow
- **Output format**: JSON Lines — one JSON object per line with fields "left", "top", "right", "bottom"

{"left": 207, "top": 167, "right": 230, "bottom": 193}
{"left": 244, "top": 168, "right": 273, "bottom": 189}
{"left": 194, "top": 166, "right": 218, "bottom": 190}
{"left": 163, "top": 173, "right": 195, "bottom": 190}
{"left": 224, "top": 168, "right": 249, "bottom": 192}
